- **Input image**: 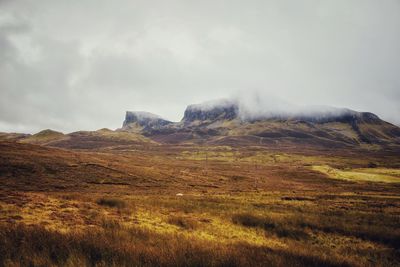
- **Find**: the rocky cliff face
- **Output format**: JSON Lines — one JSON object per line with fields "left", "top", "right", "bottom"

{"left": 181, "top": 100, "right": 384, "bottom": 125}
{"left": 182, "top": 100, "right": 239, "bottom": 123}
{"left": 120, "top": 99, "right": 400, "bottom": 146}
{"left": 122, "top": 111, "right": 172, "bottom": 131}
{"left": 249, "top": 110, "right": 382, "bottom": 124}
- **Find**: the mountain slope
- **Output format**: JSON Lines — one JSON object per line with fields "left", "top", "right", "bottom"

{"left": 19, "top": 128, "right": 156, "bottom": 150}
{"left": 0, "top": 132, "right": 30, "bottom": 142}
{"left": 121, "top": 100, "right": 400, "bottom": 147}
{"left": 122, "top": 111, "right": 172, "bottom": 133}
{"left": 19, "top": 129, "right": 66, "bottom": 145}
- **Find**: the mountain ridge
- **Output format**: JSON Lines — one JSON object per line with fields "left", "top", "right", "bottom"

{"left": 121, "top": 99, "right": 400, "bottom": 147}
{"left": 2, "top": 99, "right": 399, "bottom": 149}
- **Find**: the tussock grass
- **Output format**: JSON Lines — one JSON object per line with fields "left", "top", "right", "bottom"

{"left": 167, "top": 215, "right": 198, "bottom": 230}
{"left": 1, "top": 140, "right": 400, "bottom": 266}
{"left": 96, "top": 197, "right": 126, "bottom": 209}
{"left": 0, "top": 223, "right": 355, "bottom": 267}
{"left": 294, "top": 212, "right": 400, "bottom": 248}
{"left": 2, "top": 191, "right": 399, "bottom": 266}
{"left": 232, "top": 213, "right": 309, "bottom": 240}
{"left": 281, "top": 196, "right": 315, "bottom": 201}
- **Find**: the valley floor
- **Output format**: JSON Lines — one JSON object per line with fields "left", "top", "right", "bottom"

{"left": 0, "top": 141, "right": 399, "bottom": 266}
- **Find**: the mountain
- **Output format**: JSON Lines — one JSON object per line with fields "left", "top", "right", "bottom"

{"left": 19, "top": 128, "right": 155, "bottom": 150}
{"left": 9, "top": 99, "right": 399, "bottom": 150}
{"left": 122, "top": 111, "right": 173, "bottom": 132}
{"left": 121, "top": 99, "right": 400, "bottom": 148}
{"left": 0, "top": 132, "right": 30, "bottom": 142}
{"left": 182, "top": 99, "right": 239, "bottom": 124}
{"left": 19, "top": 129, "right": 66, "bottom": 145}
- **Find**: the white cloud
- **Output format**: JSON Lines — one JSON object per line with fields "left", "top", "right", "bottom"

{"left": 0, "top": 0, "right": 399, "bottom": 133}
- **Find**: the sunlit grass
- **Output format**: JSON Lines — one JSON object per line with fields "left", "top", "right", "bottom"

{"left": 312, "top": 165, "right": 400, "bottom": 183}
{"left": 1, "top": 189, "right": 400, "bottom": 266}
{"left": 1, "top": 140, "right": 400, "bottom": 266}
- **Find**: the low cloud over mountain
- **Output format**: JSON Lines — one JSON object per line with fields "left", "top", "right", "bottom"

{"left": 120, "top": 98, "right": 400, "bottom": 147}
{"left": 1, "top": 1, "right": 400, "bottom": 133}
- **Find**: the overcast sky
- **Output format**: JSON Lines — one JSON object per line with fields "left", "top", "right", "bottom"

{"left": 0, "top": 0, "right": 399, "bottom": 133}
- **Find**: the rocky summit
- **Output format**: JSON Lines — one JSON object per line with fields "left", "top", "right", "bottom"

{"left": 120, "top": 99, "right": 400, "bottom": 147}
{"left": 123, "top": 111, "right": 172, "bottom": 131}
{"left": 182, "top": 99, "right": 239, "bottom": 123}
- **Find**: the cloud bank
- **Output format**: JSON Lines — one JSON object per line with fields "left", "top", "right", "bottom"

{"left": 0, "top": 0, "right": 399, "bottom": 133}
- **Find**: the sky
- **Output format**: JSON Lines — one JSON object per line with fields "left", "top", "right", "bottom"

{"left": 0, "top": 0, "right": 399, "bottom": 133}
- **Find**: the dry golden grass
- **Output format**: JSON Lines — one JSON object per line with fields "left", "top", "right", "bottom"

{"left": 19, "top": 129, "right": 66, "bottom": 145}
{"left": 1, "top": 222, "right": 360, "bottom": 267}
{"left": 2, "top": 191, "right": 399, "bottom": 266}
{"left": 97, "top": 197, "right": 127, "bottom": 209}
{"left": 312, "top": 165, "right": 400, "bottom": 183}
{"left": 0, "top": 140, "right": 400, "bottom": 266}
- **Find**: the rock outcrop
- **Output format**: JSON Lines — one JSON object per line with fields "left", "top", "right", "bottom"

{"left": 182, "top": 99, "right": 239, "bottom": 123}
{"left": 123, "top": 111, "right": 172, "bottom": 131}
{"left": 120, "top": 99, "right": 400, "bottom": 146}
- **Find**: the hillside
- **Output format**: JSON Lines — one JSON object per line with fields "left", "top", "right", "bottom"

{"left": 1, "top": 135, "right": 400, "bottom": 266}
{"left": 19, "top": 129, "right": 66, "bottom": 145}
{"left": 0, "top": 132, "right": 30, "bottom": 141}
{"left": 1, "top": 99, "right": 400, "bottom": 266}
{"left": 121, "top": 100, "right": 400, "bottom": 148}
{"left": 18, "top": 128, "right": 156, "bottom": 150}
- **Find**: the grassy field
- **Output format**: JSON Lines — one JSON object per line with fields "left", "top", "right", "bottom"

{"left": 0, "top": 141, "right": 399, "bottom": 266}
{"left": 312, "top": 165, "right": 400, "bottom": 183}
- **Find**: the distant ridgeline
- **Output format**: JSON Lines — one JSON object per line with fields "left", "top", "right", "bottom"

{"left": 182, "top": 99, "right": 239, "bottom": 123}
{"left": 3, "top": 99, "right": 399, "bottom": 149}
{"left": 120, "top": 99, "right": 400, "bottom": 147}
{"left": 123, "top": 111, "right": 172, "bottom": 131}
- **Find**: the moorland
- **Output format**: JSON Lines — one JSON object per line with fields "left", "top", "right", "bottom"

{"left": 1, "top": 102, "right": 400, "bottom": 267}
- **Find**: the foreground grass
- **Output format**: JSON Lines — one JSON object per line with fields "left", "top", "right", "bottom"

{"left": 0, "top": 223, "right": 356, "bottom": 267}
{"left": 1, "top": 192, "right": 399, "bottom": 267}
{"left": 1, "top": 141, "right": 400, "bottom": 266}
